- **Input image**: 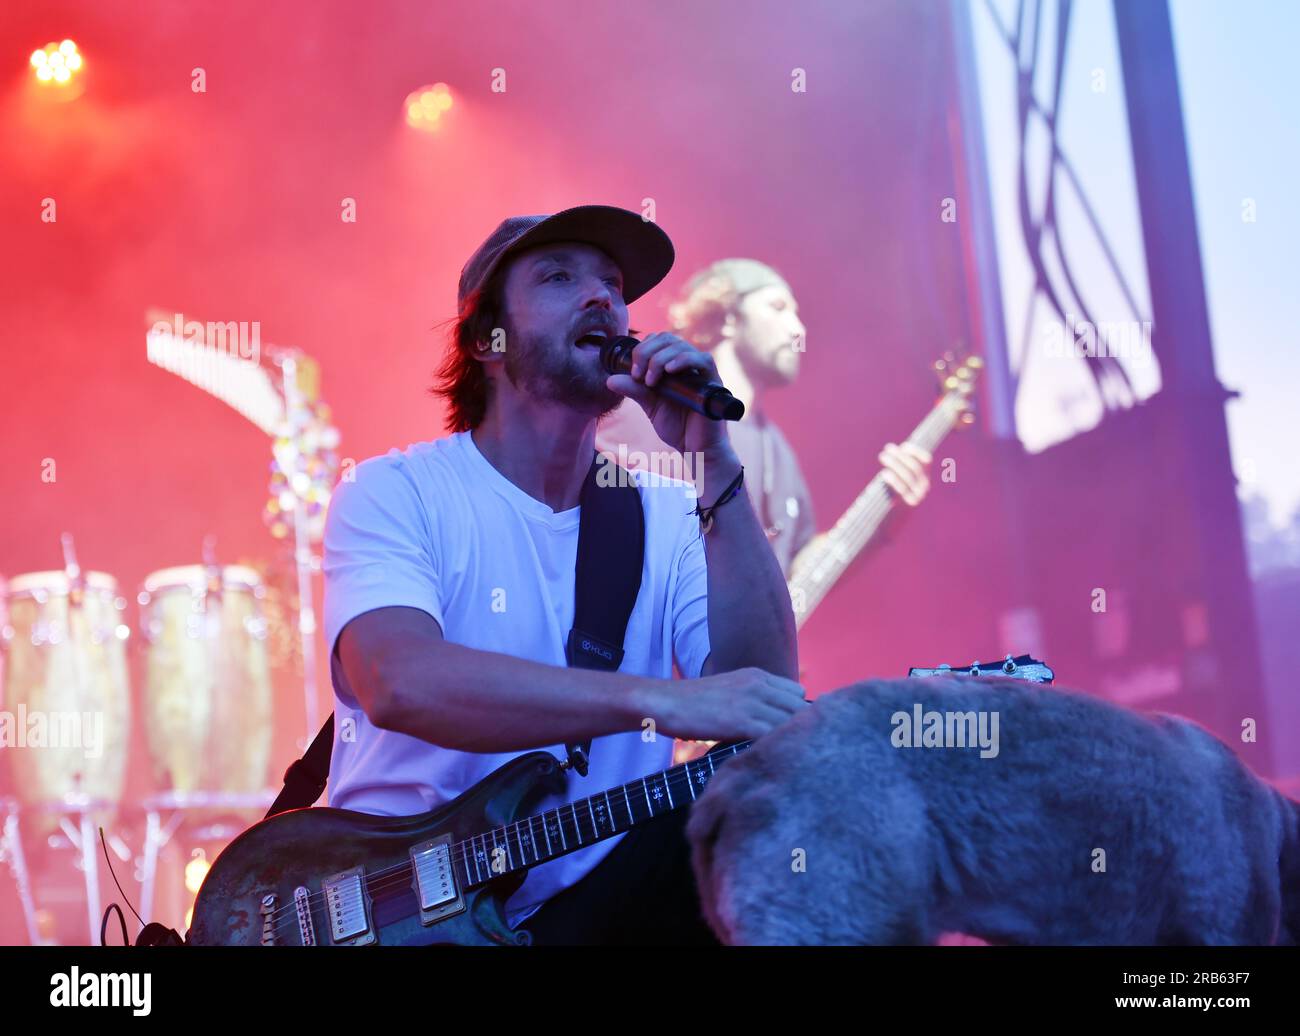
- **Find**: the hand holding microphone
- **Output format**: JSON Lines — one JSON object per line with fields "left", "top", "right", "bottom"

{"left": 600, "top": 334, "right": 745, "bottom": 421}
{"left": 601, "top": 331, "right": 745, "bottom": 463}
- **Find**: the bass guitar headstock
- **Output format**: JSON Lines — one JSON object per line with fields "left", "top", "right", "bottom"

{"left": 908, "top": 653, "right": 1054, "bottom": 684}
{"left": 934, "top": 352, "right": 982, "bottom": 427}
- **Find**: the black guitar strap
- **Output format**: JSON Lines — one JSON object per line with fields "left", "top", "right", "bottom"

{"left": 562, "top": 452, "right": 645, "bottom": 776}
{"left": 266, "top": 452, "right": 644, "bottom": 817}
{"left": 266, "top": 714, "right": 334, "bottom": 819}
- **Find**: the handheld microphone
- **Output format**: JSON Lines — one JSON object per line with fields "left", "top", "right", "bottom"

{"left": 599, "top": 336, "right": 745, "bottom": 422}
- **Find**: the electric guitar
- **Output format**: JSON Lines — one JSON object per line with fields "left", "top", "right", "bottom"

{"left": 787, "top": 353, "right": 982, "bottom": 630}
{"left": 188, "top": 651, "right": 1049, "bottom": 946}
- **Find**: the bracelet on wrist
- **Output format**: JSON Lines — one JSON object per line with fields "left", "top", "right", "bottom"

{"left": 694, "top": 465, "right": 745, "bottom": 532}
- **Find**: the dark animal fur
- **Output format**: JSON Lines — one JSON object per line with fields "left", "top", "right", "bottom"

{"left": 686, "top": 676, "right": 1300, "bottom": 945}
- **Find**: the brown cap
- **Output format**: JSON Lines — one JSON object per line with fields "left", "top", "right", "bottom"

{"left": 457, "top": 204, "right": 675, "bottom": 311}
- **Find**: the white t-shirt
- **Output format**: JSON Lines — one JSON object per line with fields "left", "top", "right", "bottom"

{"left": 322, "top": 430, "right": 712, "bottom": 928}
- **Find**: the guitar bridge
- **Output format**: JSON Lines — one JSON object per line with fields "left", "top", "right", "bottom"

{"left": 321, "top": 867, "right": 375, "bottom": 946}
{"left": 410, "top": 834, "right": 465, "bottom": 926}
{"left": 260, "top": 894, "right": 277, "bottom": 946}
{"left": 294, "top": 885, "right": 317, "bottom": 946}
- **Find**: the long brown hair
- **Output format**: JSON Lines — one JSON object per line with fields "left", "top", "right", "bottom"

{"left": 430, "top": 267, "right": 508, "bottom": 432}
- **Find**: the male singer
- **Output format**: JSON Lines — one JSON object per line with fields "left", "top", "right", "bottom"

{"left": 321, "top": 205, "right": 805, "bottom": 945}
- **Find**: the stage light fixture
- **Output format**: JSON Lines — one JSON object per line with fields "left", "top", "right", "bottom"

{"left": 31, "top": 39, "right": 83, "bottom": 85}
{"left": 404, "top": 82, "right": 453, "bottom": 132}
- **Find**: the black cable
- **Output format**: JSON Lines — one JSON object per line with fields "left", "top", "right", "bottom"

{"left": 100, "top": 902, "right": 129, "bottom": 947}
{"left": 98, "top": 825, "right": 147, "bottom": 946}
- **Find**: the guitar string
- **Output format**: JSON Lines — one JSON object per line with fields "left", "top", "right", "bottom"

{"left": 277, "top": 653, "right": 1040, "bottom": 938}
{"left": 795, "top": 481, "right": 892, "bottom": 610}
{"left": 794, "top": 403, "right": 953, "bottom": 615}
{"left": 263, "top": 748, "right": 740, "bottom": 938}
{"left": 261, "top": 744, "right": 747, "bottom": 936}
{"left": 261, "top": 394, "right": 962, "bottom": 937}
{"left": 796, "top": 481, "right": 906, "bottom": 611}
{"left": 802, "top": 400, "right": 951, "bottom": 587}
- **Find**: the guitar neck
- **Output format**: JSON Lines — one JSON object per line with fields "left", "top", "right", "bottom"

{"left": 452, "top": 740, "right": 755, "bottom": 890}
{"left": 789, "top": 394, "right": 962, "bottom": 629}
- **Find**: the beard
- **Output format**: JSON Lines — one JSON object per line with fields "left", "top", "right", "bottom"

{"left": 765, "top": 346, "right": 801, "bottom": 385}
{"left": 503, "top": 326, "right": 623, "bottom": 418}
{"left": 743, "top": 342, "right": 800, "bottom": 388}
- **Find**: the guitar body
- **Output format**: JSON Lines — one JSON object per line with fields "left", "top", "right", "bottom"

{"left": 188, "top": 751, "right": 566, "bottom": 946}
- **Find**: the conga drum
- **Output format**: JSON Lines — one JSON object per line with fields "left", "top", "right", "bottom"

{"left": 0, "top": 571, "right": 131, "bottom": 818}
{"left": 138, "top": 565, "right": 272, "bottom": 795}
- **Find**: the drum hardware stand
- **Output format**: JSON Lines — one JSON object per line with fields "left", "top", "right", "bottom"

{"left": 133, "top": 790, "right": 274, "bottom": 926}
{"left": 61, "top": 532, "right": 86, "bottom": 605}
{"left": 55, "top": 535, "right": 109, "bottom": 943}
{"left": 201, "top": 533, "right": 223, "bottom": 606}
{"left": 144, "top": 313, "right": 340, "bottom": 748}
{"left": 59, "top": 532, "right": 92, "bottom": 728}
{"left": 0, "top": 798, "right": 41, "bottom": 945}
{"left": 278, "top": 351, "right": 325, "bottom": 745}
{"left": 39, "top": 793, "right": 114, "bottom": 945}
{"left": 4, "top": 795, "right": 121, "bottom": 946}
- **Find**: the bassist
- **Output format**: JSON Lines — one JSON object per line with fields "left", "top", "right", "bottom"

{"left": 596, "top": 258, "right": 934, "bottom": 581}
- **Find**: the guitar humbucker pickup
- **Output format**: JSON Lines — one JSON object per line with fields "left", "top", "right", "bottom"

{"left": 411, "top": 834, "right": 465, "bottom": 925}
{"left": 321, "top": 867, "right": 375, "bottom": 946}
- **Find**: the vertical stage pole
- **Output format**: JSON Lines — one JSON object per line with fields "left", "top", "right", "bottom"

{"left": 1112, "top": 0, "right": 1268, "bottom": 759}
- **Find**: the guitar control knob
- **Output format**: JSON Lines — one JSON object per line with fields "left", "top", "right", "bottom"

{"left": 969, "top": 661, "right": 981, "bottom": 676}
{"left": 1003, "top": 655, "right": 1017, "bottom": 674}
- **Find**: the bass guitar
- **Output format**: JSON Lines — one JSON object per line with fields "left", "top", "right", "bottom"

{"left": 787, "top": 353, "right": 982, "bottom": 629}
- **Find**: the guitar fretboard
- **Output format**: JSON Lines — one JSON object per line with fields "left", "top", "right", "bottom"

{"left": 788, "top": 394, "right": 962, "bottom": 629}
{"left": 450, "top": 740, "right": 752, "bottom": 890}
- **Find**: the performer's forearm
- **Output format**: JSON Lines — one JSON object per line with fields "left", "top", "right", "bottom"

{"left": 339, "top": 611, "right": 659, "bottom": 752}
{"left": 337, "top": 606, "right": 805, "bottom": 752}
{"left": 696, "top": 445, "right": 799, "bottom": 680}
